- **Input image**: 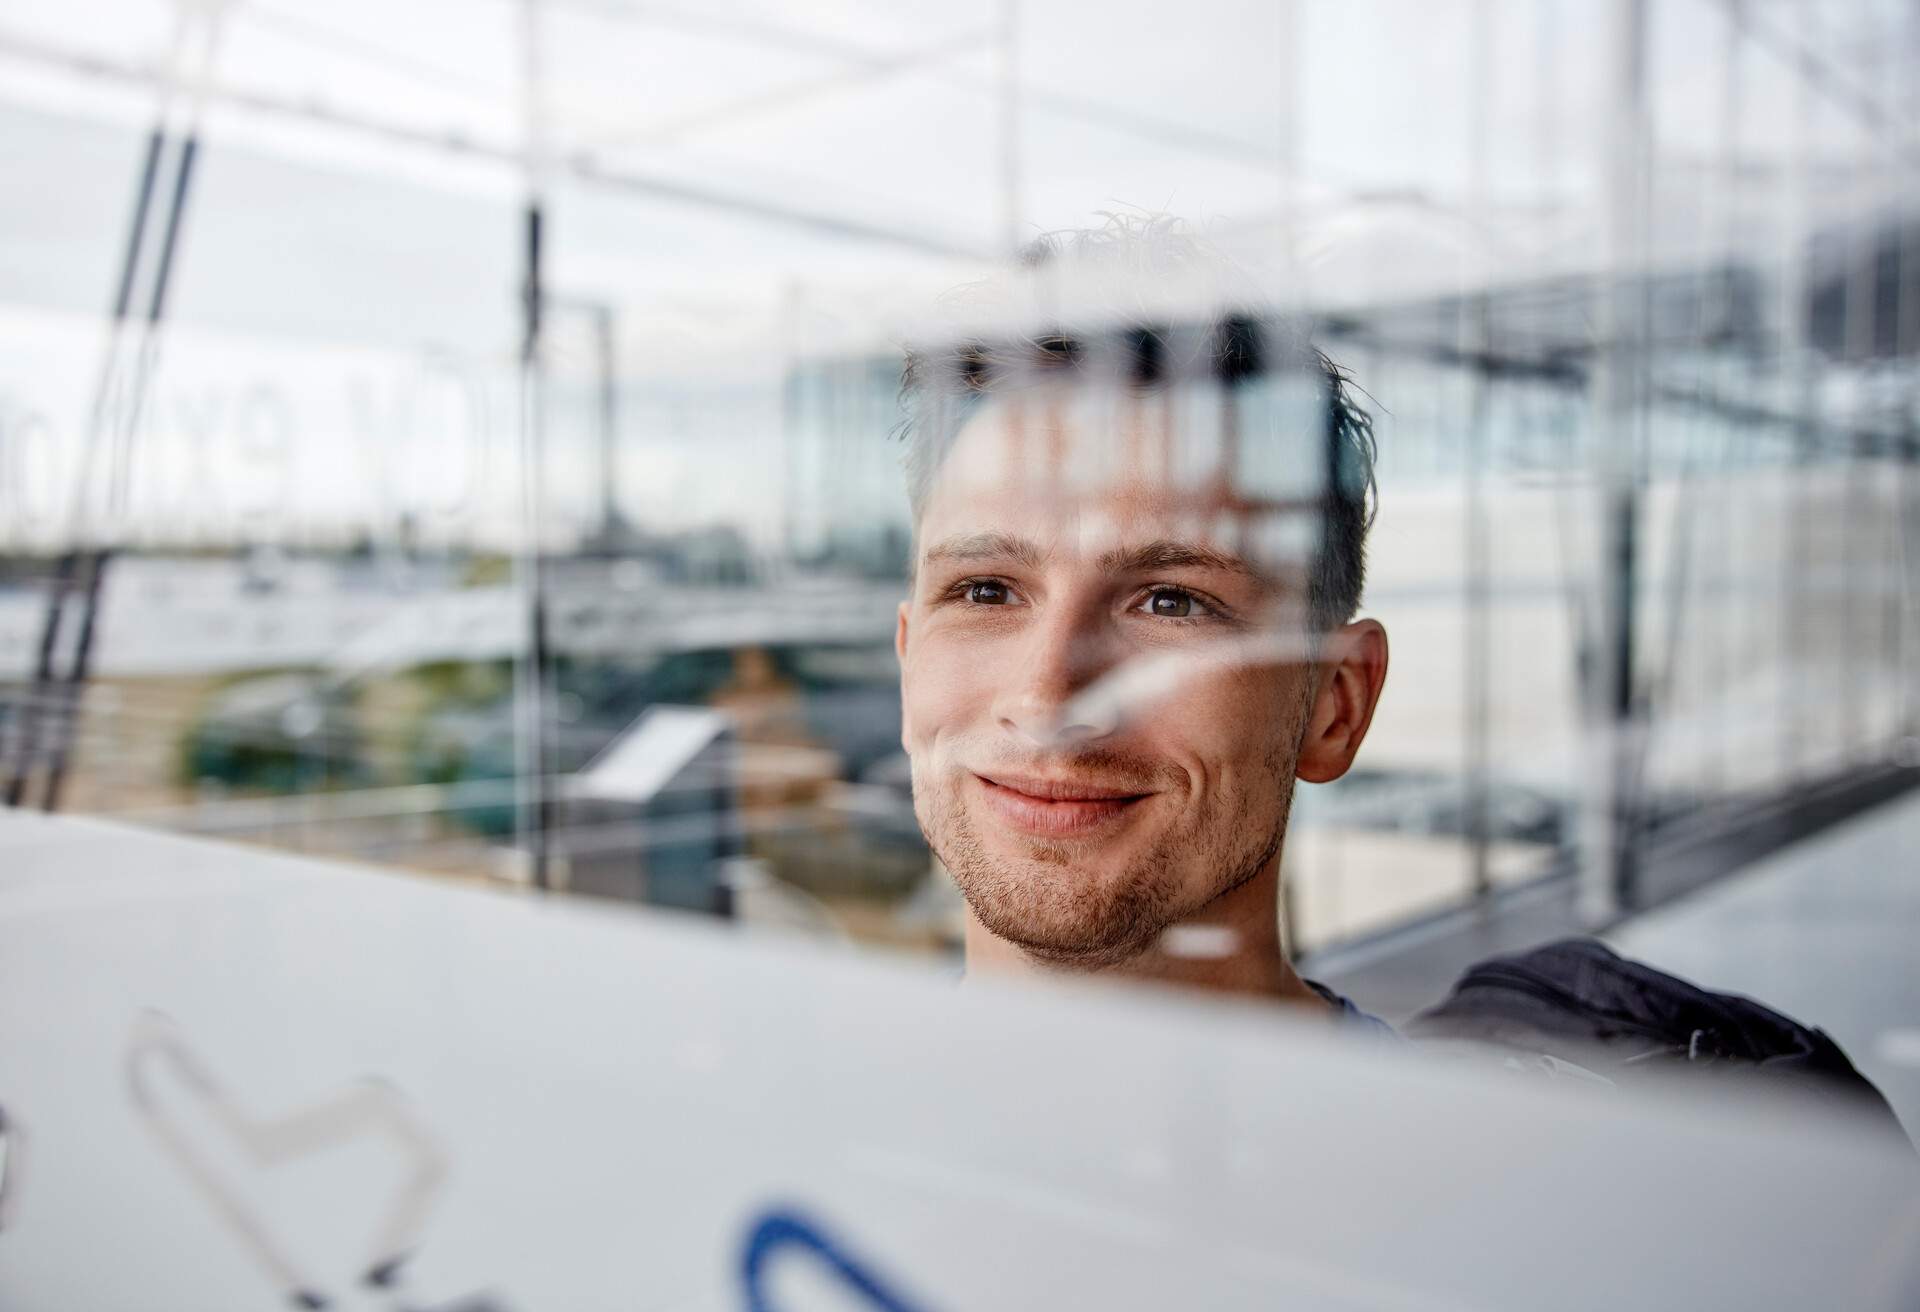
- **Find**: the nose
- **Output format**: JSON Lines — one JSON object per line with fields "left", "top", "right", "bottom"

{"left": 992, "top": 604, "right": 1122, "bottom": 749}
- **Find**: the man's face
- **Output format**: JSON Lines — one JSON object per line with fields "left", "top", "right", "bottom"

{"left": 896, "top": 386, "right": 1322, "bottom": 965}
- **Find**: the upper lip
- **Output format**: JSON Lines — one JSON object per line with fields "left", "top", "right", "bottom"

{"left": 976, "top": 771, "right": 1150, "bottom": 802}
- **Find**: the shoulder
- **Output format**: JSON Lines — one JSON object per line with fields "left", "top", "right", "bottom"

{"left": 1303, "top": 977, "right": 1399, "bottom": 1042}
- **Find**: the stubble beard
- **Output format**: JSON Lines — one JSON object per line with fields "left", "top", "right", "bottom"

{"left": 915, "top": 745, "right": 1299, "bottom": 971}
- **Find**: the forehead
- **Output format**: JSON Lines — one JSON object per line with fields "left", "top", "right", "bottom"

{"left": 916, "top": 387, "right": 1318, "bottom": 570}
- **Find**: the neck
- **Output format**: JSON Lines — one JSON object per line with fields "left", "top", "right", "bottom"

{"left": 962, "top": 860, "right": 1332, "bottom": 1016}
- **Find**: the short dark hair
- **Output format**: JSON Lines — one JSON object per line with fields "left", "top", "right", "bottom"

{"left": 894, "top": 223, "right": 1376, "bottom": 631}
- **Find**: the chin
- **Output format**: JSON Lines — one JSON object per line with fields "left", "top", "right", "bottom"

{"left": 997, "top": 911, "right": 1168, "bottom": 970}
{"left": 961, "top": 860, "right": 1181, "bottom": 966}
{"left": 1005, "top": 927, "right": 1162, "bottom": 971}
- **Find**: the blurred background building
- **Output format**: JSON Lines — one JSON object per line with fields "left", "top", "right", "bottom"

{"left": 0, "top": 0, "right": 1916, "bottom": 1111}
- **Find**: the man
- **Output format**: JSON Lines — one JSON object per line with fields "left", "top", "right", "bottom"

{"left": 884, "top": 223, "right": 1908, "bottom": 1149}
{"left": 892, "top": 217, "right": 1386, "bottom": 1020}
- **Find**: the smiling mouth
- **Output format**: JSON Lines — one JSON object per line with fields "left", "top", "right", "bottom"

{"left": 972, "top": 772, "right": 1153, "bottom": 837}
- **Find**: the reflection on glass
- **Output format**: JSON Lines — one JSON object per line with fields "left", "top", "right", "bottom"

{"left": 0, "top": 0, "right": 1913, "bottom": 982}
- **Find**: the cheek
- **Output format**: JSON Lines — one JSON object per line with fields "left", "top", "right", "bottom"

{"left": 902, "top": 631, "right": 994, "bottom": 749}
{"left": 1155, "top": 664, "right": 1301, "bottom": 783}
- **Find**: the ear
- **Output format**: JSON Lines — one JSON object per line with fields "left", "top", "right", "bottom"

{"left": 1295, "top": 618, "right": 1388, "bottom": 785}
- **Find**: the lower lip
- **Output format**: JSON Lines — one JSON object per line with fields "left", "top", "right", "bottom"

{"left": 973, "top": 775, "right": 1150, "bottom": 837}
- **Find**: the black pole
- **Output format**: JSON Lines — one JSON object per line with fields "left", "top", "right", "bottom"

{"left": 595, "top": 303, "right": 621, "bottom": 543}
{"left": 41, "top": 133, "right": 201, "bottom": 813}
{"left": 113, "top": 130, "right": 169, "bottom": 319}
{"left": 143, "top": 135, "right": 197, "bottom": 325}
{"left": 5, "top": 126, "right": 169, "bottom": 810}
{"left": 521, "top": 199, "right": 554, "bottom": 889}
{"left": 1606, "top": 477, "right": 1640, "bottom": 908}
{"left": 40, "top": 548, "right": 113, "bottom": 812}
{"left": 4, "top": 550, "right": 76, "bottom": 808}
{"left": 1464, "top": 296, "right": 1494, "bottom": 900}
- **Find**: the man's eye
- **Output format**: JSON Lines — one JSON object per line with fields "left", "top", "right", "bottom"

{"left": 1141, "top": 588, "right": 1206, "bottom": 619}
{"left": 965, "top": 580, "right": 1013, "bottom": 605}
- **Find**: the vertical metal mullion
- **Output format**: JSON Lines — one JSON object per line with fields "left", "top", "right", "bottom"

{"left": 517, "top": 197, "right": 553, "bottom": 890}
{"left": 1778, "top": 0, "right": 1815, "bottom": 787}
{"left": 1580, "top": 0, "right": 1649, "bottom": 925}
{"left": 594, "top": 302, "right": 620, "bottom": 543}
{"left": 1707, "top": 1, "right": 1743, "bottom": 804}
{"left": 514, "top": 0, "right": 557, "bottom": 891}
{"left": 1462, "top": 0, "right": 1494, "bottom": 902}
{"left": 1899, "top": 1, "right": 1920, "bottom": 747}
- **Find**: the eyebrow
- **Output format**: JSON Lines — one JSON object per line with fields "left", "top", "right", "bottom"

{"left": 920, "top": 532, "right": 1261, "bottom": 580}
{"left": 920, "top": 531, "right": 1049, "bottom": 570}
{"left": 1098, "top": 539, "right": 1263, "bottom": 579}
